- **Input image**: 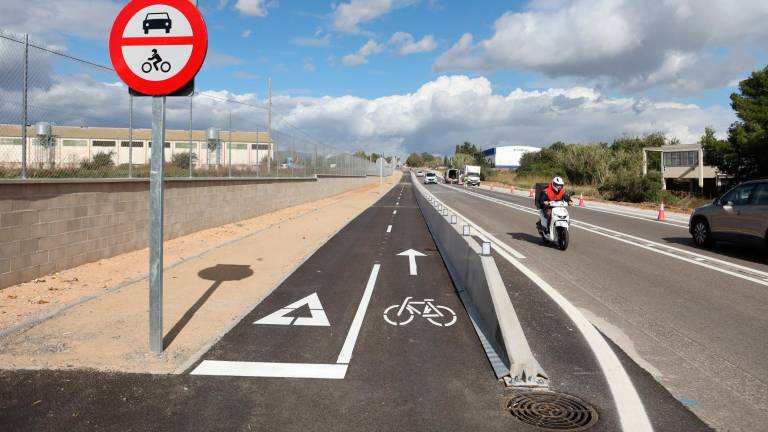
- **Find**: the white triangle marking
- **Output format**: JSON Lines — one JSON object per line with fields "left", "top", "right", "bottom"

{"left": 254, "top": 292, "right": 330, "bottom": 327}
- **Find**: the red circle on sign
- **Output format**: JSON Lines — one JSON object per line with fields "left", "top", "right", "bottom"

{"left": 109, "top": 0, "right": 208, "bottom": 96}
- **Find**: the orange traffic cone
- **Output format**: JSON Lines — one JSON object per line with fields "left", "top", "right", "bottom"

{"left": 529, "top": 188, "right": 534, "bottom": 197}
{"left": 578, "top": 193, "right": 585, "bottom": 207}
{"left": 657, "top": 202, "right": 666, "bottom": 221}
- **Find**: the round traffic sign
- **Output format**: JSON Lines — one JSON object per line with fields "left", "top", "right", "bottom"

{"left": 109, "top": 0, "right": 208, "bottom": 96}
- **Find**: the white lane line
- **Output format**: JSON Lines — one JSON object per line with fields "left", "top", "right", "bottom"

{"left": 387, "top": 225, "right": 392, "bottom": 233}
{"left": 337, "top": 264, "right": 381, "bottom": 364}
{"left": 393, "top": 210, "right": 398, "bottom": 215}
{"left": 453, "top": 185, "right": 768, "bottom": 287}
{"left": 428, "top": 185, "right": 653, "bottom": 432}
{"left": 192, "top": 264, "right": 381, "bottom": 378}
{"left": 501, "top": 251, "right": 654, "bottom": 432}
{"left": 191, "top": 361, "right": 347, "bottom": 379}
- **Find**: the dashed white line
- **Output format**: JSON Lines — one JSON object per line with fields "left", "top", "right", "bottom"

{"left": 386, "top": 225, "right": 392, "bottom": 233}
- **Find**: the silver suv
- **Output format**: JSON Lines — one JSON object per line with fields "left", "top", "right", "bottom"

{"left": 689, "top": 179, "right": 768, "bottom": 248}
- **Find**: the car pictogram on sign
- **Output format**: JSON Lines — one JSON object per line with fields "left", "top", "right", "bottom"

{"left": 143, "top": 12, "right": 172, "bottom": 34}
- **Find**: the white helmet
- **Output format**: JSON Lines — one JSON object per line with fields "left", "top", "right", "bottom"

{"left": 552, "top": 176, "right": 564, "bottom": 187}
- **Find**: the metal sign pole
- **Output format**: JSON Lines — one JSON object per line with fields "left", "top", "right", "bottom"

{"left": 189, "top": 93, "right": 193, "bottom": 177}
{"left": 128, "top": 92, "right": 133, "bottom": 178}
{"left": 149, "top": 96, "right": 166, "bottom": 353}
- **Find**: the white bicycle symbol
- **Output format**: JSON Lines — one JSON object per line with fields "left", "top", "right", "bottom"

{"left": 383, "top": 297, "right": 457, "bottom": 327}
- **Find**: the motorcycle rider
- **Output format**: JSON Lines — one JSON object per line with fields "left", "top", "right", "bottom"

{"left": 537, "top": 176, "right": 573, "bottom": 233}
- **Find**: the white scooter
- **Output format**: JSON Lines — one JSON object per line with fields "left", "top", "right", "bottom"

{"left": 536, "top": 201, "right": 571, "bottom": 250}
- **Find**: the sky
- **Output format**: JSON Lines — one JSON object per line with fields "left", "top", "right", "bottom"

{"left": 1, "top": 0, "right": 767, "bottom": 157}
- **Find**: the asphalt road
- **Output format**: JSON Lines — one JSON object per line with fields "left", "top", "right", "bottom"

{"left": 0, "top": 174, "right": 717, "bottom": 431}
{"left": 430, "top": 181, "right": 768, "bottom": 431}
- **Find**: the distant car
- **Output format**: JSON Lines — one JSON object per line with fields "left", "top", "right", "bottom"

{"left": 416, "top": 170, "right": 425, "bottom": 177}
{"left": 689, "top": 179, "right": 768, "bottom": 248}
{"left": 424, "top": 172, "right": 437, "bottom": 184}
{"left": 143, "top": 12, "right": 172, "bottom": 34}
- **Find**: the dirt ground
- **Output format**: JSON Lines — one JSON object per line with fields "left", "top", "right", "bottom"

{"left": 0, "top": 172, "right": 401, "bottom": 373}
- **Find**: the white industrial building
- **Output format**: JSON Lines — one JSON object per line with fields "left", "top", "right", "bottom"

{"left": 482, "top": 146, "right": 540, "bottom": 169}
{"left": 0, "top": 123, "right": 273, "bottom": 169}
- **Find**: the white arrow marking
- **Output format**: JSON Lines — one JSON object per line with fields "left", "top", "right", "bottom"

{"left": 254, "top": 292, "right": 330, "bottom": 326}
{"left": 398, "top": 249, "right": 427, "bottom": 276}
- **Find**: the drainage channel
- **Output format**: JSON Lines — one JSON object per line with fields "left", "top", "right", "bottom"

{"left": 504, "top": 390, "right": 599, "bottom": 431}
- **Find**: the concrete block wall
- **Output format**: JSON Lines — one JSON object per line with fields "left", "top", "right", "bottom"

{"left": 0, "top": 176, "right": 378, "bottom": 289}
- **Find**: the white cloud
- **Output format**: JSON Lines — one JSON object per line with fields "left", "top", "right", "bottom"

{"left": 0, "top": 72, "right": 735, "bottom": 158}
{"left": 204, "top": 52, "right": 244, "bottom": 68}
{"left": 389, "top": 32, "right": 437, "bottom": 55}
{"left": 235, "top": 0, "right": 268, "bottom": 17}
{"left": 342, "top": 39, "right": 384, "bottom": 66}
{"left": 331, "top": 0, "right": 415, "bottom": 33}
{"left": 292, "top": 35, "right": 331, "bottom": 47}
{"left": 434, "top": 0, "right": 768, "bottom": 94}
{"left": 272, "top": 75, "right": 733, "bottom": 154}
{"left": 233, "top": 71, "right": 260, "bottom": 80}
{"left": 304, "top": 61, "right": 316, "bottom": 72}
{"left": 0, "top": 0, "right": 122, "bottom": 40}
{"left": 241, "top": 29, "right": 252, "bottom": 38}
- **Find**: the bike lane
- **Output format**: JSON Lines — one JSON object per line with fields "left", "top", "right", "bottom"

{"left": 186, "top": 174, "right": 523, "bottom": 431}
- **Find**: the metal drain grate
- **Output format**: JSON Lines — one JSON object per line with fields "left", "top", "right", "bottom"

{"left": 505, "top": 391, "right": 598, "bottom": 431}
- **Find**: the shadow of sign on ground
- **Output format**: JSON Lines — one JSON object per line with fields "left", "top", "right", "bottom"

{"left": 163, "top": 264, "right": 254, "bottom": 349}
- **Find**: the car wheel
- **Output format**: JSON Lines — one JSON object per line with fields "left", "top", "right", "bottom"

{"left": 692, "top": 219, "right": 712, "bottom": 247}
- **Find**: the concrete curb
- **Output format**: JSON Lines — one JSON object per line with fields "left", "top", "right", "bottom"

{"left": 411, "top": 173, "right": 548, "bottom": 386}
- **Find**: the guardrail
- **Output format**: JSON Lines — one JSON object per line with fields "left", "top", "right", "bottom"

{"left": 411, "top": 172, "right": 548, "bottom": 387}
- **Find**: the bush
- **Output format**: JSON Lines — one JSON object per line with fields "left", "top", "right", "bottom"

{"left": 80, "top": 152, "right": 114, "bottom": 170}
{"left": 599, "top": 170, "right": 662, "bottom": 203}
{"left": 172, "top": 152, "right": 197, "bottom": 169}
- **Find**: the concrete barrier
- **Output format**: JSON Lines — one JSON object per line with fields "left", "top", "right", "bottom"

{"left": 412, "top": 173, "right": 548, "bottom": 386}
{"left": 0, "top": 175, "right": 382, "bottom": 289}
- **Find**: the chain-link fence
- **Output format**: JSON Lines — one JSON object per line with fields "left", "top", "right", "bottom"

{"left": 0, "top": 29, "right": 394, "bottom": 179}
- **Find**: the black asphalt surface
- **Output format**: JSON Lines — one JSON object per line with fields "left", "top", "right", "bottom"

{"left": 0, "top": 174, "right": 717, "bottom": 431}
{"left": 430, "top": 181, "right": 768, "bottom": 430}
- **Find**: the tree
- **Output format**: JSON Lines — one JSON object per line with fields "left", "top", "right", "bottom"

{"left": 709, "top": 65, "right": 768, "bottom": 180}
{"left": 406, "top": 152, "right": 424, "bottom": 167}
{"left": 452, "top": 153, "right": 476, "bottom": 171}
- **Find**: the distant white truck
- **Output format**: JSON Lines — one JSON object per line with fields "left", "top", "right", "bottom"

{"left": 464, "top": 165, "right": 481, "bottom": 186}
